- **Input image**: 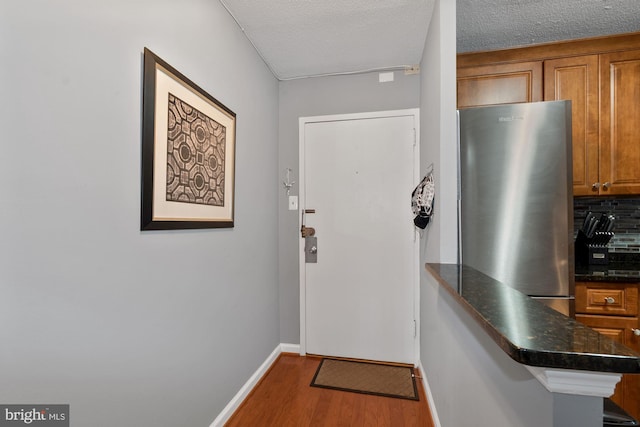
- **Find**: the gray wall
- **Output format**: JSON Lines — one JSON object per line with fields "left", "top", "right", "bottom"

{"left": 419, "top": 3, "right": 602, "bottom": 426}
{"left": 419, "top": 3, "right": 458, "bottom": 265}
{"left": 421, "top": 273, "right": 555, "bottom": 426}
{"left": 0, "top": 1, "right": 279, "bottom": 426}
{"left": 278, "top": 72, "right": 421, "bottom": 344}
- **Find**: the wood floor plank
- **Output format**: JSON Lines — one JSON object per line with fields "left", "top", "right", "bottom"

{"left": 225, "top": 354, "right": 435, "bottom": 427}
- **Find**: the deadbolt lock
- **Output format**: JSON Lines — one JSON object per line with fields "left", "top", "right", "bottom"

{"left": 301, "top": 209, "right": 316, "bottom": 238}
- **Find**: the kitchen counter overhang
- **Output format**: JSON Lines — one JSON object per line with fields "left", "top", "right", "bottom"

{"left": 427, "top": 263, "right": 640, "bottom": 375}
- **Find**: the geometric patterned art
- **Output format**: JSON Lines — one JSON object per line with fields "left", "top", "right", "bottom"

{"left": 166, "top": 93, "right": 226, "bottom": 206}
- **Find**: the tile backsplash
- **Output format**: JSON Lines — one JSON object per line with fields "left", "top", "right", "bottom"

{"left": 574, "top": 197, "right": 640, "bottom": 253}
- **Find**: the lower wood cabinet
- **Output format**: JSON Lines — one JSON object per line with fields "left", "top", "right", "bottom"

{"left": 576, "top": 282, "right": 640, "bottom": 420}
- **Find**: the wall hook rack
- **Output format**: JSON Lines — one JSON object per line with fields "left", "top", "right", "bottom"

{"left": 283, "top": 168, "right": 296, "bottom": 196}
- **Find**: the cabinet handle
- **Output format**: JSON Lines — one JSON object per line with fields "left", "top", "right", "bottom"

{"left": 602, "top": 182, "right": 611, "bottom": 190}
{"left": 632, "top": 329, "right": 640, "bottom": 337}
{"left": 592, "top": 182, "right": 601, "bottom": 191}
{"left": 604, "top": 296, "right": 616, "bottom": 304}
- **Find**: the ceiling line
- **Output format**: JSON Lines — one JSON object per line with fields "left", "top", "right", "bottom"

{"left": 278, "top": 65, "right": 416, "bottom": 81}
{"left": 218, "top": 0, "right": 283, "bottom": 80}
{"left": 217, "top": 0, "right": 418, "bottom": 81}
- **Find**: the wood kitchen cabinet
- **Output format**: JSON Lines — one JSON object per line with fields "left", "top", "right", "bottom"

{"left": 599, "top": 49, "right": 640, "bottom": 195}
{"left": 575, "top": 281, "right": 640, "bottom": 420}
{"left": 545, "top": 50, "right": 640, "bottom": 195}
{"left": 543, "top": 55, "right": 599, "bottom": 196}
{"left": 457, "top": 61, "right": 542, "bottom": 108}
{"left": 457, "top": 32, "right": 640, "bottom": 196}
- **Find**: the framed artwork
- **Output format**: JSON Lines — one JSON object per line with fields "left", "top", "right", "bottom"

{"left": 141, "top": 48, "right": 236, "bottom": 230}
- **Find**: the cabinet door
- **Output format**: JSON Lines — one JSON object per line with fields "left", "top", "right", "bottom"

{"left": 600, "top": 49, "right": 640, "bottom": 195}
{"left": 544, "top": 56, "right": 599, "bottom": 196}
{"left": 576, "top": 314, "right": 640, "bottom": 420}
{"left": 457, "top": 61, "right": 543, "bottom": 108}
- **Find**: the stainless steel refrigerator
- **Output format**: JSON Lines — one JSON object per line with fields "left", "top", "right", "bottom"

{"left": 457, "top": 100, "right": 575, "bottom": 316}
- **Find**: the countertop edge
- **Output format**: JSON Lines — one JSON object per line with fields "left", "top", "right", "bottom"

{"left": 426, "top": 263, "right": 640, "bottom": 373}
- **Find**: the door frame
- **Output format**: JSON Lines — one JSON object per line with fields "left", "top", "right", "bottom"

{"left": 298, "top": 109, "right": 421, "bottom": 365}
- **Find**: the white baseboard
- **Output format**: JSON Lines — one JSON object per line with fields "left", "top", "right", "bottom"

{"left": 279, "top": 343, "right": 301, "bottom": 354}
{"left": 417, "top": 360, "right": 441, "bottom": 427}
{"left": 210, "top": 343, "right": 301, "bottom": 427}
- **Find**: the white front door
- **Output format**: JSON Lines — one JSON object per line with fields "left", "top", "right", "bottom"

{"left": 299, "top": 110, "right": 419, "bottom": 364}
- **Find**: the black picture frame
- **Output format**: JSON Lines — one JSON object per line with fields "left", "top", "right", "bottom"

{"left": 141, "top": 48, "right": 236, "bottom": 230}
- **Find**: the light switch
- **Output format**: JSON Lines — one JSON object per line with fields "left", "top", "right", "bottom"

{"left": 378, "top": 71, "right": 394, "bottom": 83}
{"left": 288, "top": 195, "right": 298, "bottom": 210}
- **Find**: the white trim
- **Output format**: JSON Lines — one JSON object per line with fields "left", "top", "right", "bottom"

{"left": 280, "top": 343, "right": 301, "bottom": 354}
{"left": 210, "top": 344, "right": 283, "bottom": 427}
{"left": 417, "top": 360, "right": 442, "bottom": 427}
{"left": 300, "top": 109, "right": 421, "bottom": 125}
{"left": 298, "top": 108, "right": 421, "bottom": 364}
{"left": 298, "top": 120, "right": 307, "bottom": 356}
{"left": 412, "top": 114, "right": 421, "bottom": 366}
{"left": 525, "top": 366, "right": 621, "bottom": 397}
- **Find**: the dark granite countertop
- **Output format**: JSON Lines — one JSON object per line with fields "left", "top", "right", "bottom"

{"left": 426, "top": 263, "right": 640, "bottom": 373}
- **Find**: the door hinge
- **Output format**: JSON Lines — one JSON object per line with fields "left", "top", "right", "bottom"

{"left": 412, "top": 128, "right": 417, "bottom": 147}
{"left": 413, "top": 319, "right": 417, "bottom": 338}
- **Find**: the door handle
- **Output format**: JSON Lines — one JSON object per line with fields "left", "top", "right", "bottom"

{"left": 301, "top": 225, "right": 315, "bottom": 237}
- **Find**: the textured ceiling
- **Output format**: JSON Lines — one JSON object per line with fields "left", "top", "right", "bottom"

{"left": 458, "top": 0, "right": 640, "bottom": 53}
{"left": 219, "top": 0, "right": 434, "bottom": 80}
{"left": 220, "top": 0, "right": 640, "bottom": 80}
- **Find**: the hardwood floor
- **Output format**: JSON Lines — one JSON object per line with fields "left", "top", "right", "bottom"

{"left": 226, "top": 354, "right": 435, "bottom": 427}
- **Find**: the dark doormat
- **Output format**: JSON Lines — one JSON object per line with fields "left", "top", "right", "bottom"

{"left": 310, "top": 358, "right": 419, "bottom": 401}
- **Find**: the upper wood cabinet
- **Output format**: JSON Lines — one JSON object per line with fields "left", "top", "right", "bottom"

{"left": 544, "top": 55, "right": 600, "bottom": 196}
{"left": 599, "top": 49, "right": 640, "bottom": 195}
{"left": 457, "top": 61, "right": 542, "bottom": 108}
{"left": 457, "top": 33, "right": 640, "bottom": 196}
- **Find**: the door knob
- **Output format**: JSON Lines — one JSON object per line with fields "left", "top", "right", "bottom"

{"left": 301, "top": 226, "right": 316, "bottom": 237}
{"left": 604, "top": 296, "right": 616, "bottom": 304}
{"left": 632, "top": 328, "right": 640, "bottom": 336}
{"left": 592, "top": 182, "right": 601, "bottom": 191}
{"left": 602, "top": 182, "right": 611, "bottom": 190}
